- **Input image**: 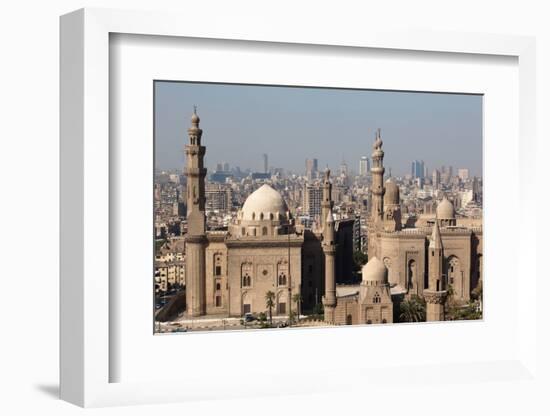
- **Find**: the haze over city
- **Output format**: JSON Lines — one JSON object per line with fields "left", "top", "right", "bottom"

{"left": 154, "top": 81, "right": 482, "bottom": 177}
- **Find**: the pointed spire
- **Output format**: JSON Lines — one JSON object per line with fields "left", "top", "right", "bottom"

{"left": 430, "top": 216, "right": 443, "bottom": 249}
{"left": 324, "top": 167, "right": 331, "bottom": 181}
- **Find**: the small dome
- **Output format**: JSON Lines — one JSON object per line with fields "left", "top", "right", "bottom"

{"left": 384, "top": 178, "right": 400, "bottom": 205}
{"left": 437, "top": 197, "right": 455, "bottom": 219}
{"left": 361, "top": 257, "right": 388, "bottom": 284}
{"left": 191, "top": 111, "right": 200, "bottom": 124}
{"left": 241, "top": 184, "right": 289, "bottom": 221}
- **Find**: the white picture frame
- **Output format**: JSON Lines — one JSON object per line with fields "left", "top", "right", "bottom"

{"left": 60, "top": 7, "right": 538, "bottom": 408}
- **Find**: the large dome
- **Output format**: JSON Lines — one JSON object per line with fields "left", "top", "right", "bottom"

{"left": 436, "top": 196, "right": 455, "bottom": 219}
{"left": 241, "top": 184, "right": 289, "bottom": 221}
{"left": 384, "top": 178, "right": 400, "bottom": 205}
{"left": 361, "top": 257, "right": 388, "bottom": 284}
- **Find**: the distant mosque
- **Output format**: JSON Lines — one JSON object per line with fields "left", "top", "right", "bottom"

{"left": 181, "top": 110, "right": 483, "bottom": 324}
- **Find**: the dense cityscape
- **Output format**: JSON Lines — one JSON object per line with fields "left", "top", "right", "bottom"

{"left": 154, "top": 109, "right": 483, "bottom": 333}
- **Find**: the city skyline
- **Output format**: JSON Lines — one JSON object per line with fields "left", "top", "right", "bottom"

{"left": 154, "top": 106, "right": 483, "bottom": 332}
{"left": 155, "top": 81, "right": 483, "bottom": 177}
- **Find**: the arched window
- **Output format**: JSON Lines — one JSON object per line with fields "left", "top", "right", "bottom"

{"left": 277, "top": 260, "right": 288, "bottom": 287}
{"left": 373, "top": 292, "right": 381, "bottom": 304}
{"left": 242, "top": 274, "right": 251, "bottom": 287}
{"left": 260, "top": 213, "right": 264, "bottom": 220}
{"left": 262, "top": 226, "right": 268, "bottom": 236}
{"left": 241, "top": 263, "right": 253, "bottom": 288}
{"left": 214, "top": 254, "right": 222, "bottom": 276}
{"left": 447, "top": 256, "right": 460, "bottom": 288}
{"left": 215, "top": 282, "right": 221, "bottom": 291}
{"left": 252, "top": 212, "right": 256, "bottom": 220}
{"left": 269, "top": 213, "right": 274, "bottom": 220}
{"left": 408, "top": 259, "right": 416, "bottom": 290}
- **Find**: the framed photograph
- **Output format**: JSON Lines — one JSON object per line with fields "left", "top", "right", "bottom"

{"left": 60, "top": 8, "right": 538, "bottom": 408}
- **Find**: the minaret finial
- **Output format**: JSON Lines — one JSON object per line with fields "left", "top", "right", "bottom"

{"left": 373, "top": 128, "right": 383, "bottom": 150}
{"left": 190, "top": 105, "right": 200, "bottom": 127}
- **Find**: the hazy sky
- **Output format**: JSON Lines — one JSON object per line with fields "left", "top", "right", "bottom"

{"left": 154, "top": 81, "right": 482, "bottom": 177}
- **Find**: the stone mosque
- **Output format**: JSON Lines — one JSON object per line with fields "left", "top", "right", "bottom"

{"left": 182, "top": 110, "right": 483, "bottom": 324}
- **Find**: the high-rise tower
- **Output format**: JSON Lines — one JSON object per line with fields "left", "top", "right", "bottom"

{"left": 262, "top": 153, "right": 268, "bottom": 174}
{"left": 184, "top": 108, "right": 207, "bottom": 317}
{"left": 424, "top": 218, "right": 447, "bottom": 321}
{"left": 370, "top": 129, "right": 385, "bottom": 223}
{"left": 359, "top": 156, "right": 369, "bottom": 177}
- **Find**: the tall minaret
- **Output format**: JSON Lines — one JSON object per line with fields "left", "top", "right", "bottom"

{"left": 370, "top": 129, "right": 385, "bottom": 224}
{"left": 184, "top": 107, "right": 207, "bottom": 317}
{"left": 322, "top": 206, "right": 337, "bottom": 323}
{"left": 320, "top": 168, "right": 333, "bottom": 232}
{"left": 424, "top": 218, "right": 447, "bottom": 321}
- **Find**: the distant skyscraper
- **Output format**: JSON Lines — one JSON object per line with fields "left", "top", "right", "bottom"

{"left": 305, "top": 158, "right": 318, "bottom": 181}
{"left": 440, "top": 165, "right": 453, "bottom": 185}
{"left": 223, "top": 162, "right": 230, "bottom": 172}
{"left": 206, "top": 183, "right": 232, "bottom": 212}
{"left": 303, "top": 183, "right": 323, "bottom": 219}
{"left": 359, "top": 156, "right": 369, "bottom": 177}
{"left": 216, "top": 162, "right": 223, "bottom": 172}
{"left": 339, "top": 158, "right": 349, "bottom": 187}
{"left": 411, "top": 160, "right": 425, "bottom": 179}
{"left": 340, "top": 158, "right": 348, "bottom": 176}
{"left": 458, "top": 168, "right": 469, "bottom": 181}
{"left": 262, "top": 153, "right": 268, "bottom": 174}
{"left": 472, "top": 176, "right": 481, "bottom": 202}
{"left": 432, "top": 169, "right": 441, "bottom": 189}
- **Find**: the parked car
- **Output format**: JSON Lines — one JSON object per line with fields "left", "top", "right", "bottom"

{"left": 244, "top": 313, "right": 257, "bottom": 322}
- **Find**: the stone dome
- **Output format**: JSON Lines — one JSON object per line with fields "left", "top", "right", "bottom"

{"left": 437, "top": 196, "right": 455, "bottom": 219}
{"left": 241, "top": 184, "right": 289, "bottom": 221}
{"left": 384, "top": 178, "right": 400, "bottom": 205}
{"left": 361, "top": 257, "right": 388, "bottom": 284}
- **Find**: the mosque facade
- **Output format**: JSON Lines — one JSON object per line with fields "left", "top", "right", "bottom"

{"left": 181, "top": 110, "right": 483, "bottom": 324}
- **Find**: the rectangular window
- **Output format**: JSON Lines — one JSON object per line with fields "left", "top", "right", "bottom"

{"left": 215, "top": 265, "right": 221, "bottom": 276}
{"left": 279, "top": 303, "right": 286, "bottom": 314}
{"left": 243, "top": 304, "right": 251, "bottom": 314}
{"left": 215, "top": 296, "right": 222, "bottom": 307}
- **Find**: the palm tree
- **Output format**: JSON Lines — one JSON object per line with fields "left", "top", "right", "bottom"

{"left": 444, "top": 284, "right": 456, "bottom": 320}
{"left": 265, "top": 291, "right": 275, "bottom": 326}
{"left": 292, "top": 293, "right": 302, "bottom": 322}
{"left": 399, "top": 295, "right": 426, "bottom": 322}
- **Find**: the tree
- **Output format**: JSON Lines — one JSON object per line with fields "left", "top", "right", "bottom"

{"left": 353, "top": 250, "right": 369, "bottom": 273}
{"left": 446, "top": 282, "right": 483, "bottom": 321}
{"left": 399, "top": 295, "right": 426, "bottom": 322}
{"left": 289, "top": 311, "right": 298, "bottom": 325}
{"left": 447, "top": 302, "right": 482, "bottom": 321}
{"left": 292, "top": 293, "right": 302, "bottom": 321}
{"left": 265, "top": 291, "right": 275, "bottom": 326}
{"left": 471, "top": 279, "right": 483, "bottom": 313}
{"left": 258, "top": 312, "right": 267, "bottom": 322}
